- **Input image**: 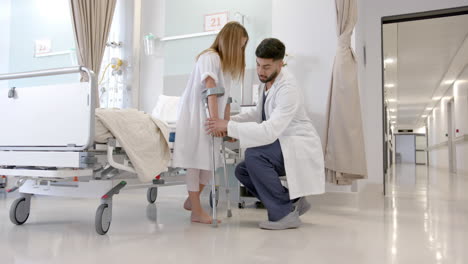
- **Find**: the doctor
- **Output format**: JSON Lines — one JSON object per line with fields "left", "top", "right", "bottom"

{"left": 206, "top": 38, "right": 325, "bottom": 230}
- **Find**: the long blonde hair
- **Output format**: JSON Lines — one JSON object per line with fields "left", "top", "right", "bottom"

{"left": 197, "top": 21, "right": 249, "bottom": 80}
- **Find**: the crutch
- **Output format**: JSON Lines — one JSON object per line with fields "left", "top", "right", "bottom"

{"left": 202, "top": 87, "right": 225, "bottom": 227}
{"left": 221, "top": 138, "right": 232, "bottom": 218}
{"left": 222, "top": 96, "right": 233, "bottom": 218}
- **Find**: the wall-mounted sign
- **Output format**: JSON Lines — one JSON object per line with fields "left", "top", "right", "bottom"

{"left": 35, "top": 39, "right": 51, "bottom": 56}
{"left": 204, "top": 12, "right": 228, "bottom": 32}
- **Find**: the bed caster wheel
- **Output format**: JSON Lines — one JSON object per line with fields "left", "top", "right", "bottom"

{"left": 209, "top": 189, "right": 219, "bottom": 208}
{"left": 147, "top": 187, "right": 158, "bottom": 204}
{"left": 238, "top": 201, "right": 245, "bottom": 209}
{"left": 10, "top": 197, "right": 30, "bottom": 225}
{"left": 95, "top": 204, "right": 111, "bottom": 235}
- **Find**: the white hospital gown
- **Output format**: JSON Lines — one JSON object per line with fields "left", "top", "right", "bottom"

{"left": 172, "top": 51, "right": 232, "bottom": 171}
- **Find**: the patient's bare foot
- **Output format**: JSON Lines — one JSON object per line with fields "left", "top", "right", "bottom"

{"left": 184, "top": 197, "right": 192, "bottom": 211}
{"left": 191, "top": 211, "right": 221, "bottom": 224}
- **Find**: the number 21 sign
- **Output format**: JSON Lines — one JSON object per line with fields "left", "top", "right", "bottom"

{"left": 204, "top": 12, "right": 228, "bottom": 32}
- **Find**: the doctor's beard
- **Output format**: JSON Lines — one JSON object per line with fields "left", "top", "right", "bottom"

{"left": 258, "top": 70, "right": 279, "bottom": 84}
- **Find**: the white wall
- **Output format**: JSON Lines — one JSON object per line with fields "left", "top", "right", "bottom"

{"left": 455, "top": 80, "right": 468, "bottom": 175}
{"left": 430, "top": 149, "right": 450, "bottom": 170}
{"left": 139, "top": 0, "right": 165, "bottom": 113}
{"left": 0, "top": 0, "right": 11, "bottom": 89}
{"left": 272, "top": 0, "right": 336, "bottom": 142}
{"left": 415, "top": 127, "right": 426, "bottom": 134}
{"left": 426, "top": 79, "right": 468, "bottom": 173}
{"left": 456, "top": 142, "right": 468, "bottom": 174}
{"left": 8, "top": 0, "right": 77, "bottom": 87}
{"left": 355, "top": 0, "right": 468, "bottom": 184}
{"left": 454, "top": 80, "right": 468, "bottom": 137}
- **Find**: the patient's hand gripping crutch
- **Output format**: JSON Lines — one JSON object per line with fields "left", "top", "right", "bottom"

{"left": 202, "top": 87, "right": 225, "bottom": 227}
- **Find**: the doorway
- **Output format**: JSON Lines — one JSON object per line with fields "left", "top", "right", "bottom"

{"left": 381, "top": 6, "right": 468, "bottom": 195}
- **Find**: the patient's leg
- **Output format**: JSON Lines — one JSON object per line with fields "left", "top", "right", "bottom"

{"left": 184, "top": 184, "right": 205, "bottom": 210}
{"left": 185, "top": 169, "right": 220, "bottom": 224}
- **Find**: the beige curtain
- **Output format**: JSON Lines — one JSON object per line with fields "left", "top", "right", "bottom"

{"left": 324, "top": 0, "right": 367, "bottom": 185}
{"left": 70, "top": 0, "right": 117, "bottom": 108}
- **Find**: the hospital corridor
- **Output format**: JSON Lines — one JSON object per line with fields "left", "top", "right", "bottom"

{"left": 1, "top": 0, "right": 468, "bottom": 263}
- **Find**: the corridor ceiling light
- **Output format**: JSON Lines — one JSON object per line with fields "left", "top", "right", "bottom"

{"left": 385, "top": 83, "right": 396, "bottom": 88}
{"left": 443, "top": 80, "right": 455, "bottom": 85}
{"left": 426, "top": 107, "right": 432, "bottom": 110}
{"left": 384, "top": 58, "right": 396, "bottom": 64}
{"left": 432, "top": 97, "right": 441, "bottom": 101}
{"left": 388, "top": 99, "right": 397, "bottom": 102}
{"left": 389, "top": 109, "right": 396, "bottom": 112}
{"left": 390, "top": 116, "right": 396, "bottom": 119}
{"left": 422, "top": 115, "right": 427, "bottom": 118}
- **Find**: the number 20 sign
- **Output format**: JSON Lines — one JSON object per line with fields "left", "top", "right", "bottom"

{"left": 204, "top": 12, "right": 229, "bottom": 32}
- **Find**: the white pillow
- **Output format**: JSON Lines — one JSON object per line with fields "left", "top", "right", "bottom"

{"left": 151, "top": 95, "right": 180, "bottom": 124}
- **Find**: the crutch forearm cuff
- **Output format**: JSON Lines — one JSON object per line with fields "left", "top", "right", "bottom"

{"left": 202, "top": 87, "right": 225, "bottom": 101}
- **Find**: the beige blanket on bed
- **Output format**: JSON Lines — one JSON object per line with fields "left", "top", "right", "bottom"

{"left": 95, "top": 108, "right": 171, "bottom": 182}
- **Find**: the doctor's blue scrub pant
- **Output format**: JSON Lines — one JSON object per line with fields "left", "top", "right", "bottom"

{"left": 235, "top": 140, "right": 294, "bottom": 221}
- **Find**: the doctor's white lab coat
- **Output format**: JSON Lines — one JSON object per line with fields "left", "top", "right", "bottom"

{"left": 227, "top": 70, "right": 325, "bottom": 199}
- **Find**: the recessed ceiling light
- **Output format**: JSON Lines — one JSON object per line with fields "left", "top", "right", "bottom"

{"left": 426, "top": 107, "right": 432, "bottom": 110}
{"left": 389, "top": 109, "right": 396, "bottom": 112}
{"left": 444, "top": 80, "right": 455, "bottom": 85}
{"left": 443, "top": 96, "right": 451, "bottom": 100}
{"left": 422, "top": 115, "right": 427, "bottom": 118}
{"left": 385, "top": 83, "right": 395, "bottom": 88}
{"left": 384, "top": 58, "right": 396, "bottom": 64}
{"left": 432, "top": 97, "right": 441, "bottom": 101}
{"left": 388, "top": 99, "right": 397, "bottom": 102}
{"left": 390, "top": 116, "right": 396, "bottom": 119}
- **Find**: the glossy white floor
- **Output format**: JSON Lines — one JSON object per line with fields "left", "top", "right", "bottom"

{"left": 1, "top": 164, "right": 467, "bottom": 264}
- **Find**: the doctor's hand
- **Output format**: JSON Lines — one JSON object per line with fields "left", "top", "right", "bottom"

{"left": 205, "top": 118, "right": 228, "bottom": 137}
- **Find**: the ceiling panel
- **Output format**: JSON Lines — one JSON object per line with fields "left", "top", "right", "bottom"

{"left": 383, "top": 14, "right": 468, "bottom": 128}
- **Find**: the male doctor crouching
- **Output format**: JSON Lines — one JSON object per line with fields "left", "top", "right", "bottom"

{"left": 206, "top": 38, "right": 325, "bottom": 230}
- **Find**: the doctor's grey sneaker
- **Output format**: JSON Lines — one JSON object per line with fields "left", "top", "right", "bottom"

{"left": 294, "top": 197, "right": 311, "bottom": 216}
{"left": 259, "top": 210, "right": 302, "bottom": 230}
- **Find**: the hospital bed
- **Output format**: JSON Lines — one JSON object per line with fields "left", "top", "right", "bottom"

{"left": 0, "top": 66, "right": 238, "bottom": 235}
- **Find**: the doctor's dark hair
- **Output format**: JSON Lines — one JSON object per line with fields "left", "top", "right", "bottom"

{"left": 255, "top": 38, "right": 285, "bottom": 61}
